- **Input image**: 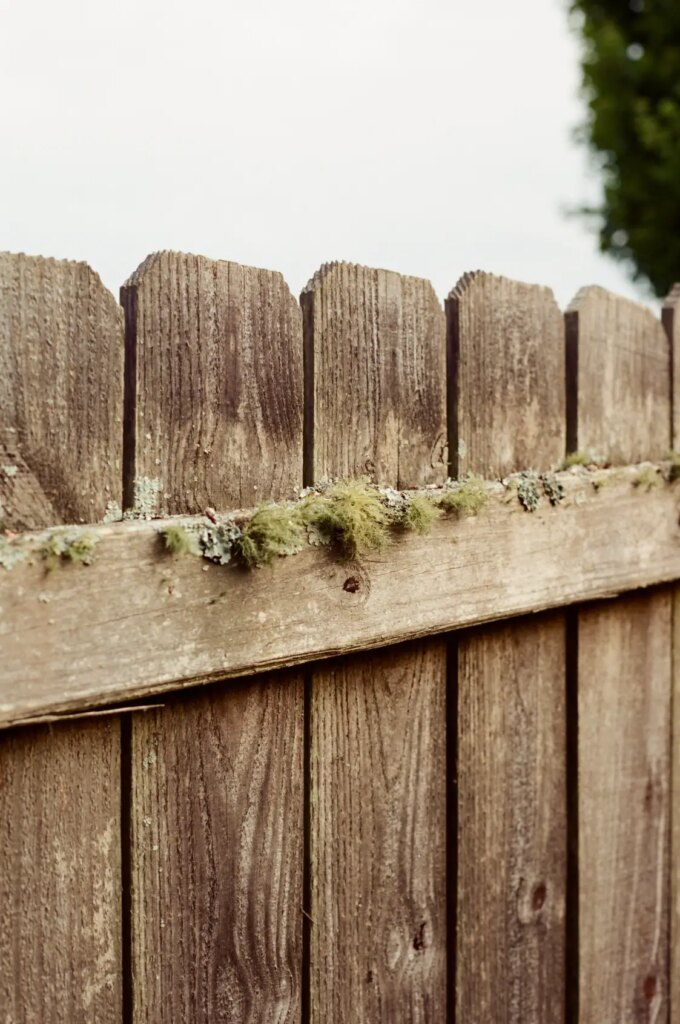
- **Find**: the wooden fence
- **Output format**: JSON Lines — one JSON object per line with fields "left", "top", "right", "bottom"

{"left": 0, "top": 249, "right": 679, "bottom": 1023}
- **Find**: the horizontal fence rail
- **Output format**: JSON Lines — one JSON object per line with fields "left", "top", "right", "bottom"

{"left": 0, "top": 465, "right": 678, "bottom": 727}
{"left": 1, "top": 248, "right": 680, "bottom": 1023}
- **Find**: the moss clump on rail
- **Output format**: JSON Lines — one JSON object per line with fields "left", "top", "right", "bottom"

{"left": 153, "top": 477, "right": 492, "bottom": 570}
{"left": 437, "top": 476, "right": 488, "bottom": 517}
{"left": 236, "top": 504, "right": 305, "bottom": 567}
{"left": 159, "top": 524, "right": 200, "bottom": 556}
{"left": 42, "top": 530, "right": 98, "bottom": 571}
{"left": 299, "top": 480, "right": 393, "bottom": 557}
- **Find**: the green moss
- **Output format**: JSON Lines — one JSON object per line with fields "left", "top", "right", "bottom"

{"left": 42, "top": 530, "right": 97, "bottom": 570}
{"left": 159, "top": 524, "right": 199, "bottom": 556}
{"left": 666, "top": 451, "right": 680, "bottom": 482}
{"left": 401, "top": 494, "right": 442, "bottom": 534}
{"left": 561, "top": 451, "right": 593, "bottom": 470}
{"left": 517, "top": 472, "right": 540, "bottom": 512}
{"left": 236, "top": 504, "right": 305, "bottom": 568}
{"left": 632, "top": 466, "right": 661, "bottom": 490}
{"left": 299, "top": 480, "right": 391, "bottom": 557}
{"left": 438, "top": 476, "right": 488, "bottom": 517}
{"left": 541, "top": 473, "right": 565, "bottom": 506}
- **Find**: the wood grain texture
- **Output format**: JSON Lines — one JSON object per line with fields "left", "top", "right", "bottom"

{"left": 310, "top": 644, "right": 447, "bottom": 1023}
{"left": 663, "top": 283, "right": 680, "bottom": 455}
{"left": 132, "top": 676, "right": 303, "bottom": 1023}
{"left": 128, "top": 252, "right": 304, "bottom": 1022}
{"left": 664, "top": 283, "right": 680, "bottom": 1024}
{"left": 566, "top": 285, "right": 670, "bottom": 463}
{"left": 1, "top": 467, "right": 679, "bottom": 727}
{"left": 0, "top": 718, "right": 121, "bottom": 1023}
{"left": 571, "top": 285, "right": 672, "bottom": 1022}
{"left": 301, "top": 262, "right": 447, "bottom": 487}
{"left": 578, "top": 592, "right": 670, "bottom": 1023}
{"left": 121, "top": 250, "right": 303, "bottom": 514}
{"left": 457, "top": 615, "right": 566, "bottom": 1023}
{"left": 0, "top": 251, "right": 123, "bottom": 524}
{"left": 672, "top": 589, "right": 680, "bottom": 1024}
{"left": 1, "top": 428, "right": 58, "bottom": 531}
{"left": 304, "top": 262, "right": 447, "bottom": 1021}
{"left": 447, "top": 271, "right": 565, "bottom": 479}
{"left": 450, "top": 272, "right": 567, "bottom": 1022}
{"left": 0, "top": 252, "right": 123, "bottom": 1023}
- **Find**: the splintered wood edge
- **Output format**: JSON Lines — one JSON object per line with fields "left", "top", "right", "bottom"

{"left": 1, "top": 463, "right": 679, "bottom": 728}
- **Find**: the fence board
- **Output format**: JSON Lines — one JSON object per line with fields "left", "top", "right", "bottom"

{"left": 664, "top": 282, "right": 680, "bottom": 1024}
{"left": 0, "top": 719, "right": 120, "bottom": 1023}
{"left": 125, "top": 252, "right": 304, "bottom": 1023}
{"left": 121, "top": 250, "right": 302, "bottom": 513}
{"left": 302, "top": 263, "right": 447, "bottom": 1022}
{"left": 567, "top": 285, "right": 671, "bottom": 1022}
{"left": 0, "top": 252, "right": 123, "bottom": 524}
{"left": 448, "top": 272, "right": 566, "bottom": 1023}
{"left": 0, "top": 252, "right": 124, "bottom": 1023}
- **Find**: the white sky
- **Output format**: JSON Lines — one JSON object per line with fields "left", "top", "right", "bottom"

{"left": 0, "top": 0, "right": 652, "bottom": 311}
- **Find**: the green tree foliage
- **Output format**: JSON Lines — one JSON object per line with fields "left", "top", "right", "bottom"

{"left": 571, "top": 0, "right": 680, "bottom": 296}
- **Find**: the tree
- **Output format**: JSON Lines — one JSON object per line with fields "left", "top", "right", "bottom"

{"left": 571, "top": 0, "right": 680, "bottom": 296}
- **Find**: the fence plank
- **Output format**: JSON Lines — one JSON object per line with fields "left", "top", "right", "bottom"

{"left": 0, "top": 252, "right": 123, "bottom": 1023}
{"left": 0, "top": 719, "right": 120, "bottom": 1023}
{"left": 126, "top": 251, "right": 304, "bottom": 1023}
{"left": 567, "top": 285, "right": 671, "bottom": 1022}
{"left": 121, "top": 250, "right": 302, "bottom": 513}
{"left": 448, "top": 272, "right": 566, "bottom": 1023}
{"left": 0, "top": 252, "right": 124, "bottom": 523}
{"left": 663, "top": 282, "right": 680, "bottom": 1024}
{"left": 302, "top": 262, "right": 447, "bottom": 1022}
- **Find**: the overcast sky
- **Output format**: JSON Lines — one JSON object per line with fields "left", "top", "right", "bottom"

{"left": 0, "top": 0, "right": 651, "bottom": 311}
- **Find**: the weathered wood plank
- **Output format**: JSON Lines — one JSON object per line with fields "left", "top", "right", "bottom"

{"left": 0, "top": 252, "right": 123, "bottom": 524}
{"left": 310, "top": 643, "right": 446, "bottom": 1021}
{"left": 662, "top": 283, "right": 680, "bottom": 451}
{"left": 0, "top": 253, "right": 123, "bottom": 1023}
{"left": 132, "top": 674, "right": 303, "bottom": 1023}
{"left": 569, "top": 285, "right": 672, "bottom": 1023}
{"left": 0, "top": 719, "right": 121, "bottom": 1023}
{"left": 121, "top": 251, "right": 302, "bottom": 514}
{"left": 664, "top": 282, "right": 680, "bottom": 1024}
{"left": 566, "top": 285, "right": 669, "bottom": 463}
{"left": 1, "top": 467, "right": 678, "bottom": 728}
{"left": 126, "top": 252, "right": 304, "bottom": 1023}
{"left": 449, "top": 271, "right": 565, "bottom": 479}
{"left": 456, "top": 615, "right": 566, "bottom": 1022}
{"left": 303, "top": 262, "right": 448, "bottom": 1022}
{"left": 578, "top": 592, "right": 670, "bottom": 1021}
{"left": 449, "top": 272, "right": 566, "bottom": 1023}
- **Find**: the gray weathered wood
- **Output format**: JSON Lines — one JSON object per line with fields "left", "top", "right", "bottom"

{"left": 566, "top": 285, "right": 670, "bottom": 463}
{"left": 311, "top": 644, "right": 446, "bottom": 1021}
{"left": 301, "top": 262, "right": 447, "bottom": 486}
{"left": 449, "top": 271, "right": 565, "bottom": 478}
{"left": 570, "top": 285, "right": 672, "bottom": 1022}
{"left": 664, "top": 282, "right": 680, "bottom": 1024}
{"left": 0, "top": 466, "right": 678, "bottom": 728}
{"left": 121, "top": 251, "right": 303, "bottom": 514}
{"left": 126, "top": 252, "right": 304, "bottom": 1022}
{"left": 132, "top": 675, "right": 303, "bottom": 1023}
{"left": 0, "top": 252, "right": 123, "bottom": 524}
{"left": 663, "top": 283, "right": 680, "bottom": 452}
{"left": 0, "top": 253, "right": 123, "bottom": 1023}
{"left": 0, "top": 715, "right": 121, "bottom": 1023}
{"left": 449, "top": 272, "right": 566, "bottom": 1022}
{"left": 303, "top": 262, "right": 447, "bottom": 1021}
{"left": 578, "top": 592, "right": 670, "bottom": 1022}
{"left": 456, "top": 615, "right": 566, "bottom": 1022}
